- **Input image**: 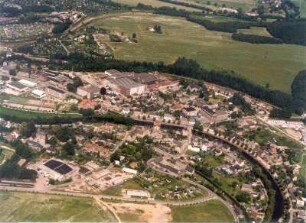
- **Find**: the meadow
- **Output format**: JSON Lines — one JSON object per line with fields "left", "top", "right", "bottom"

{"left": 115, "top": 0, "right": 201, "bottom": 11}
{"left": 90, "top": 12, "right": 306, "bottom": 93}
{"left": 179, "top": 0, "right": 257, "bottom": 11}
{"left": 0, "top": 191, "right": 115, "bottom": 222}
{"left": 170, "top": 200, "right": 234, "bottom": 222}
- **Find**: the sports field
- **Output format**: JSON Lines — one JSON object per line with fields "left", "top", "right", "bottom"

{"left": 170, "top": 200, "right": 234, "bottom": 222}
{"left": 90, "top": 12, "right": 306, "bottom": 93}
{"left": 0, "top": 191, "right": 115, "bottom": 222}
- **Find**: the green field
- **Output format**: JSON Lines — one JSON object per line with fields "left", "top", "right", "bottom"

{"left": 238, "top": 27, "right": 272, "bottom": 37}
{"left": 180, "top": 0, "right": 257, "bottom": 11}
{"left": 90, "top": 12, "right": 306, "bottom": 93}
{"left": 0, "top": 142, "right": 14, "bottom": 165}
{"left": 171, "top": 200, "right": 234, "bottom": 222}
{"left": 0, "top": 191, "right": 115, "bottom": 222}
{"left": 0, "top": 105, "right": 82, "bottom": 121}
{"left": 115, "top": 0, "right": 201, "bottom": 11}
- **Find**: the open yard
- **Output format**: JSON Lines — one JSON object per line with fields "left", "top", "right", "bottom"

{"left": 90, "top": 12, "right": 306, "bottom": 93}
{"left": 0, "top": 191, "right": 115, "bottom": 222}
{"left": 170, "top": 200, "right": 234, "bottom": 222}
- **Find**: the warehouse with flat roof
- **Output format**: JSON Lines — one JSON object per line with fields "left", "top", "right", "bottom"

{"left": 6, "top": 81, "right": 28, "bottom": 92}
{"left": 107, "top": 77, "right": 145, "bottom": 96}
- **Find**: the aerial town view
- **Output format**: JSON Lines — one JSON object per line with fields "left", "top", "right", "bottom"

{"left": 0, "top": 0, "right": 305, "bottom": 222}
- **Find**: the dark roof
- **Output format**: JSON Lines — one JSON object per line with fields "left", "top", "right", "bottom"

{"left": 47, "top": 86, "right": 65, "bottom": 94}
{"left": 132, "top": 73, "right": 158, "bottom": 84}
{"left": 44, "top": 159, "right": 72, "bottom": 175}
{"left": 185, "top": 107, "right": 196, "bottom": 112}
{"left": 203, "top": 106, "right": 215, "bottom": 115}
{"left": 8, "top": 81, "right": 27, "bottom": 90}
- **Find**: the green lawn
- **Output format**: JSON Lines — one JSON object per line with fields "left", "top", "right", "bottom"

{"left": 171, "top": 200, "right": 234, "bottom": 222}
{"left": 299, "top": 153, "right": 306, "bottom": 179}
{"left": 90, "top": 12, "right": 306, "bottom": 93}
{"left": 0, "top": 191, "right": 115, "bottom": 222}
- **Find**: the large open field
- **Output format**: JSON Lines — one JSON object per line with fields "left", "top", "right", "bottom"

{"left": 115, "top": 0, "right": 201, "bottom": 11}
{"left": 90, "top": 12, "right": 306, "bottom": 93}
{"left": 0, "top": 191, "right": 115, "bottom": 222}
{"left": 170, "top": 200, "right": 234, "bottom": 222}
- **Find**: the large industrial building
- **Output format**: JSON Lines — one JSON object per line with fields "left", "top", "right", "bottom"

{"left": 40, "top": 159, "right": 73, "bottom": 181}
{"left": 106, "top": 77, "right": 145, "bottom": 96}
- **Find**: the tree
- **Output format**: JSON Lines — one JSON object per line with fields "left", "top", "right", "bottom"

{"left": 193, "top": 120, "right": 203, "bottom": 132}
{"left": 236, "top": 192, "right": 251, "bottom": 203}
{"left": 20, "top": 121, "right": 36, "bottom": 138}
{"left": 291, "top": 70, "right": 306, "bottom": 115}
{"left": 9, "top": 69, "right": 17, "bottom": 76}
{"left": 62, "top": 142, "right": 76, "bottom": 156}
{"left": 154, "top": 25, "right": 162, "bottom": 34}
{"left": 79, "top": 108, "right": 95, "bottom": 117}
{"left": 100, "top": 87, "right": 107, "bottom": 95}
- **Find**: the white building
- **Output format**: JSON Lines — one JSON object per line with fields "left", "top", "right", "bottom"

{"left": 122, "top": 167, "right": 138, "bottom": 175}
{"left": 125, "top": 189, "right": 151, "bottom": 198}
{"left": 19, "top": 79, "right": 37, "bottom": 88}
{"left": 31, "top": 89, "right": 46, "bottom": 99}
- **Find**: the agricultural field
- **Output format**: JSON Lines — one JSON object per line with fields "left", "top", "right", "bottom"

{"left": 0, "top": 191, "right": 115, "bottom": 222}
{"left": 170, "top": 200, "right": 234, "bottom": 222}
{"left": 90, "top": 12, "right": 306, "bottom": 93}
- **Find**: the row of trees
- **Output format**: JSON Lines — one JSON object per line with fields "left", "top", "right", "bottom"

{"left": 232, "top": 33, "right": 283, "bottom": 44}
{"left": 266, "top": 20, "right": 306, "bottom": 46}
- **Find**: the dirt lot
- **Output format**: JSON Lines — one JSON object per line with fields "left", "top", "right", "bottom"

{"left": 108, "top": 202, "right": 172, "bottom": 222}
{"left": 284, "top": 128, "right": 302, "bottom": 141}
